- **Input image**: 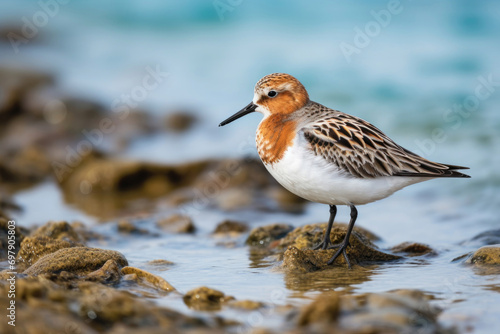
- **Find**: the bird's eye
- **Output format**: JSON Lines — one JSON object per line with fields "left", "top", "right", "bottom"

{"left": 267, "top": 90, "right": 278, "bottom": 98}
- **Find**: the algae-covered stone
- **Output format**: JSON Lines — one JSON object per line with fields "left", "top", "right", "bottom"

{"left": 78, "top": 282, "right": 206, "bottom": 330}
{"left": 246, "top": 223, "right": 294, "bottom": 247}
{"left": 31, "top": 221, "right": 84, "bottom": 243}
{"left": 0, "top": 273, "right": 209, "bottom": 333}
{"left": 121, "top": 266, "right": 175, "bottom": 292}
{"left": 465, "top": 245, "right": 500, "bottom": 265}
{"left": 282, "top": 246, "right": 321, "bottom": 273}
{"left": 24, "top": 247, "right": 128, "bottom": 276}
{"left": 279, "top": 223, "right": 380, "bottom": 251}
{"left": 282, "top": 227, "right": 400, "bottom": 270}
{"left": 183, "top": 286, "right": 234, "bottom": 311}
{"left": 16, "top": 235, "right": 84, "bottom": 270}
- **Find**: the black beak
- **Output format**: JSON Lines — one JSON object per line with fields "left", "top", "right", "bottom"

{"left": 218, "top": 102, "right": 257, "bottom": 127}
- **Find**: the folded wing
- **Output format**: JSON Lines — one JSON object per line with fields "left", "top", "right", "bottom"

{"left": 302, "top": 113, "right": 470, "bottom": 179}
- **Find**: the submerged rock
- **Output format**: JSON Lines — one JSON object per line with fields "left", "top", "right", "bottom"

{"left": 246, "top": 223, "right": 294, "bottom": 247}
{"left": 156, "top": 214, "right": 196, "bottom": 234}
{"left": 183, "top": 286, "right": 235, "bottom": 311}
{"left": 391, "top": 242, "right": 436, "bottom": 257}
{"left": 145, "top": 259, "right": 174, "bottom": 271}
{"left": 24, "top": 247, "right": 128, "bottom": 276}
{"left": 465, "top": 245, "right": 500, "bottom": 265}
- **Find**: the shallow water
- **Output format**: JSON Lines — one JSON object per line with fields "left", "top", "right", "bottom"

{"left": 2, "top": 0, "right": 500, "bottom": 333}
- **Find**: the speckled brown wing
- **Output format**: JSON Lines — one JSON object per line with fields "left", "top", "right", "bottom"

{"left": 301, "top": 110, "right": 470, "bottom": 179}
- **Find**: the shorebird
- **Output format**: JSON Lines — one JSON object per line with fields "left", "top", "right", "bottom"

{"left": 219, "top": 73, "right": 470, "bottom": 267}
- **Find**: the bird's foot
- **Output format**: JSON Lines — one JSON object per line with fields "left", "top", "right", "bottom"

{"left": 326, "top": 241, "right": 353, "bottom": 268}
{"left": 312, "top": 239, "right": 332, "bottom": 250}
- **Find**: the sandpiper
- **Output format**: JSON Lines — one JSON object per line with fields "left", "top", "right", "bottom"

{"left": 219, "top": 73, "right": 470, "bottom": 267}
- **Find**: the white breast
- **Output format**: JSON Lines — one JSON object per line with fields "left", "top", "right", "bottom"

{"left": 260, "top": 133, "right": 429, "bottom": 205}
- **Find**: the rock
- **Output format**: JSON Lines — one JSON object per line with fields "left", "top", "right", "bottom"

{"left": 117, "top": 220, "right": 150, "bottom": 235}
{"left": 58, "top": 157, "right": 210, "bottom": 218}
{"left": 0, "top": 217, "right": 26, "bottom": 260}
{"left": 183, "top": 286, "right": 235, "bottom": 311}
{"left": 86, "top": 259, "right": 123, "bottom": 284}
{"left": 228, "top": 300, "right": 265, "bottom": 310}
{"left": 213, "top": 220, "right": 248, "bottom": 235}
{"left": 391, "top": 242, "right": 436, "bottom": 256}
{"left": 164, "top": 111, "right": 197, "bottom": 133}
{"left": 121, "top": 266, "right": 175, "bottom": 292}
{"left": 78, "top": 282, "right": 206, "bottom": 330}
{"left": 57, "top": 156, "right": 307, "bottom": 217}
{"left": 341, "top": 290, "right": 441, "bottom": 334}
{"left": 297, "top": 291, "right": 341, "bottom": 326}
{"left": 191, "top": 158, "right": 306, "bottom": 213}
{"left": 465, "top": 245, "right": 500, "bottom": 265}
{"left": 0, "top": 308, "right": 97, "bottom": 334}
{"left": 156, "top": 214, "right": 196, "bottom": 234}
{"left": 214, "top": 188, "right": 253, "bottom": 211}
{"left": 145, "top": 259, "right": 174, "bottom": 271}
{"left": 24, "top": 247, "right": 128, "bottom": 276}
{"left": 266, "top": 187, "right": 308, "bottom": 214}
{"left": 463, "top": 229, "right": 500, "bottom": 246}
{"left": 16, "top": 235, "right": 84, "bottom": 270}
{"left": 60, "top": 158, "right": 209, "bottom": 195}
{"left": 282, "top": 247, "right": 322, "bottom": 273}
{"left": 70, "top": 221, "right": 105, "bottom": 241}
{"left": 279, "top": 223, "right": 380, "bottom": 251}
{"left": 296, "top": 289, "right": 444, "bottom": 334}
{"left": 0, "top": 275, "right": 209, "bottom": 333}
{"left": 280, "top": 225, "right": 400, "bottom": 269}
{"left": 31, "top": 221, "right": 84, "bottom": 243}
{"left": 246, "top": 223, "right": 294, "bottom": 247}
{"left": 0, "top": 145, "right": 51, "bottom": 186}
{"left": 0, "top": 194, "right": 22, "bottom": 213}
{"left": 0, "top": 66, "right": 54, "bottom": 124}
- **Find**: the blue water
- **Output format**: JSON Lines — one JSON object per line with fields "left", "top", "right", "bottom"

{"left": 2, "top": 1, "right": 500, "bottom": 333}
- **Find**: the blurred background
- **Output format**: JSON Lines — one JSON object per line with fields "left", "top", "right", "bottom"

{"left": 1, "top": 0, "right": 500, "bottom": 331}
{"left": 1, "top": 0, "right": 499, "bottom": 225}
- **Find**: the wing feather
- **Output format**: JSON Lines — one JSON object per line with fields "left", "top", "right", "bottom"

{"left": 301, "top": 108, "right": 470, "bottom": 179}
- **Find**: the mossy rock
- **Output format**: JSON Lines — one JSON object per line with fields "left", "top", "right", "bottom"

{"left": 24, "top": 247, "right": 128, "bottom": 276}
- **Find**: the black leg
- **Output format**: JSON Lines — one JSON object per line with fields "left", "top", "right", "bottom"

{"left": 313, "top": 205, "right": 337, "bottom": 250}
{"left": 327, "top": 205, "right": 358, "bottom": 268}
